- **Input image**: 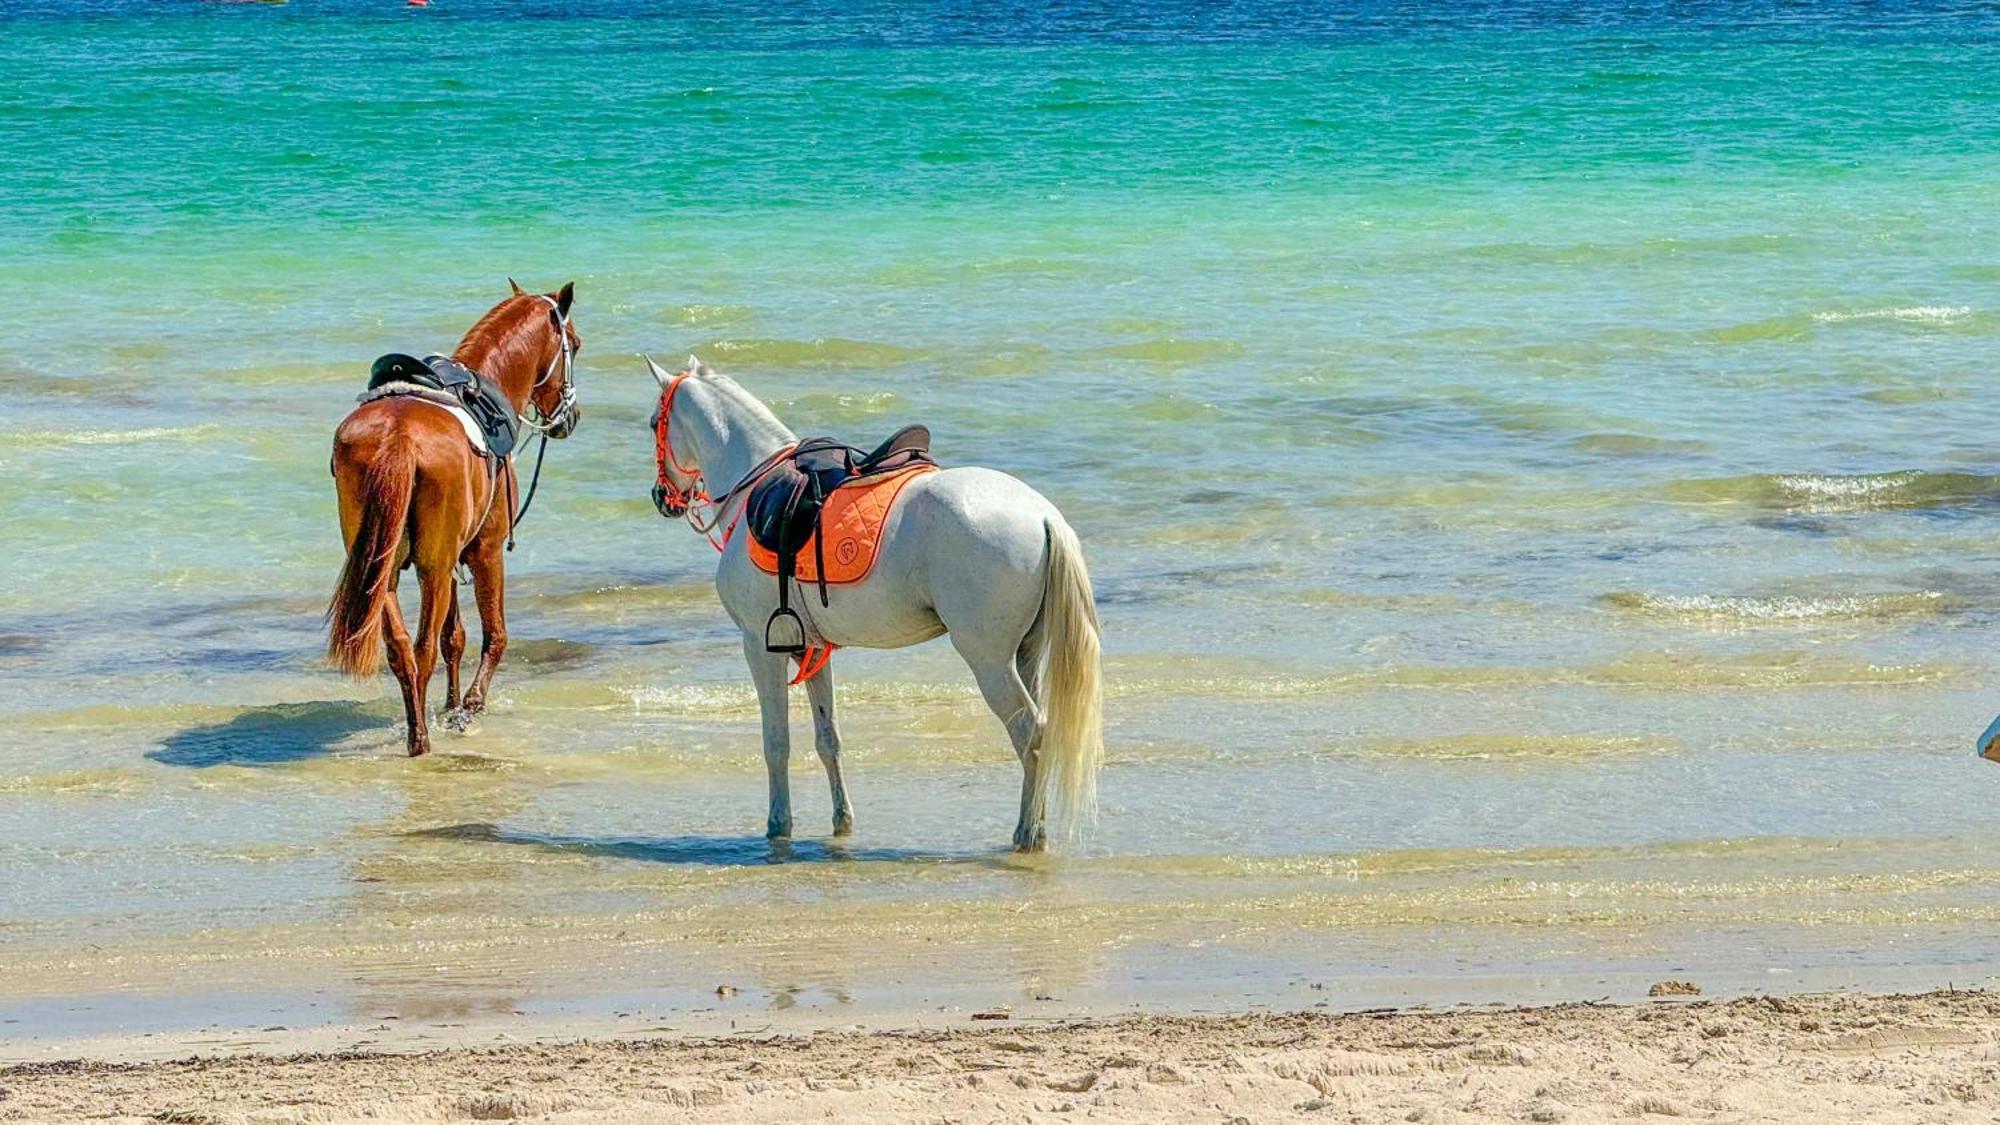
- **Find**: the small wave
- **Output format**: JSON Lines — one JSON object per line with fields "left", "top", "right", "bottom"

{"left": 1106, "top": 651, "right": 1961, "bottom": 698}
{"left": 1568, "top": 432, "right": 1708, "bottom": 457}
{"left": 1602, "top": 590, "right": 1952, "bottom": 622}
{"left": 1701, "top": 305, "right": 1978, "bottom": 344}
{"left": 665, "top": 304, "right": 753, "bottom": 328}
{"left": 1360, "top": 733, "right": 1667, "bottom": 762}
{"left": 1812, "top": 305, "right": 1971, "bottom": 324}
{"left": 1666, "top": 470, "right": 2000, "bottom": 512}
{"left": 1863, "top": 386, "right": 1963, "bottom": 405}
{"left": 1094, "top": 338, "right": 1244, "bottom": 365}
{"left": 526, "top": 583, "right": 713, "bottom": 616}
{"left": 697, "top": 337, "right": 923, "bottom": 370}
{"left": 504, "top": 638, "right": 598, "bottom": 672}
{"left": 1700, "top": 315, "right": 1810, "bottom": 343}
{"left": 1582, "top": 651, "right": 1958, "bottom": 689}
{"left": 776, "top": 390, "right": 903, "bottom": 422}
{"left": 621, "top": 679, "right": 980, "bottom": 718}
{"left": 11, "top": 424, "right": 221, "bottom": 449}
{"left": 0, "top": 767, "right": 150, "bottom": 796}
{"left": 0, "top": 364, "right": 149, "bottom": 404}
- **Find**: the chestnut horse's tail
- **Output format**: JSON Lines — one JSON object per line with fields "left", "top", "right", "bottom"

{"left": 326, "top": 439, "right": 417, "bottom": 677}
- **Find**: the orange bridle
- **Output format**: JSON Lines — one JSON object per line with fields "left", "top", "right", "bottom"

{"left": 652, "top": 367, "right": 795, "bottom": 555}
{"left": 651, "top": 369, "right": 707, "bottom": 519}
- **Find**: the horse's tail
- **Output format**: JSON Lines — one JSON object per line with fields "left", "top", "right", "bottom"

{"left": 1034, "top": 516, "right": 1104, "bottom": 841}
{"left": 326, "top": 438, "right": 416, "bottom": 677}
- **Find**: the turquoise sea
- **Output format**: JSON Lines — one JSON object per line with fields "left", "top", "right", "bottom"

{"left": 4, "top": 2, "right": 2000, "bottom": 1042}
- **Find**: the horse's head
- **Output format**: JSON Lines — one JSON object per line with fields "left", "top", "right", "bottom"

{"left": 648, "top": 354, "right": 709, "bottom": 518}
{"left": 511, "top": 278, "right": 582, "bottom": 439}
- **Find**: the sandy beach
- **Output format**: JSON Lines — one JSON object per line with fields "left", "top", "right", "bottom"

{"left": 6, "top": 989, "right": 1998, "bottom": 1123}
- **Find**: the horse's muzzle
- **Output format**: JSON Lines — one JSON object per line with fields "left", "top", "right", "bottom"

{"left": 652, "top": 483, "right": 686, "bottom": 519}
{"left": 549, "top": 406, "right": 580, "bottom": 440}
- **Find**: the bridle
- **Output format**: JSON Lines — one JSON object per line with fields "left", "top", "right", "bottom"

{"left": 651, "top": 362, "right": 793, "bottom": 553}
{"left": 503, "top": 293, "right": 579, "bottom": 549}
{"left": 519, "top": 293, "right": 577, "bottom": 435}
{"left": 652, "top": 366, "right": 706, "bottom": 518}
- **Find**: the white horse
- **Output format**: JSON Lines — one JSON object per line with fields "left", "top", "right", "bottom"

{"left": 644, "top": 356, "right": 1104, "bottom": 852}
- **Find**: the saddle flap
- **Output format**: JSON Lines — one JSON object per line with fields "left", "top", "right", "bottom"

{"left": 746, "top": 468, "right": 820, "bottom": 558}
{"left": 458, "top": 376, "right": 521, "bottom": 460}
{"left": 420, "top": 354, "right": 481, "bottom": 390}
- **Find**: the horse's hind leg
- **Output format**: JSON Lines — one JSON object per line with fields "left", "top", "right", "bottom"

{"left": 804, "top": 666, "right": 854, "bottom": 836}
{"left": 406, "top": 564, "right": 453, "bottom": 756}
{"left": 380, "top": 582, "right": 425, "bottom": 756}
{"left": 459, "top": 541, "right": 507, "bottom": 718}
{"left": 441, "top": 584, "right": 466, "bottom": 716}
{"left": 963, "top": 653, "right": 1047, "bottom": 852}
{"left": 743, "top": 632, "right": 795, "bottom": 840}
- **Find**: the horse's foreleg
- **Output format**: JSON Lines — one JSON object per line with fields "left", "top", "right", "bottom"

{"left": 441, "top": 583, "right": 466, "bottom": 714}
{"left": 967, "top": 658, "right": 1046, "bottom": 852}
{"left": 408, "top": 565, "right": 453, "bottom": 756}
{"left": 804, "top": 666, "right": 853, "bottom": 836}
{"left": 460, "top": 543, "right": 507, "bottom": 717}
{"left": 743, "top": 632, "right": 794, "bottom": 840}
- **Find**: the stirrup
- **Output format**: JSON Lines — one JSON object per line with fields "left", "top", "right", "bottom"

{"left": 764, "top": 606, "right": 807, "bottom": 655}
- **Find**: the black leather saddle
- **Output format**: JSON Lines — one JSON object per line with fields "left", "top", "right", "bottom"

{"left": 743, "top": 425, "right": 932, "bottom": 654}
{"left": 365, "top": 353, "right": 521, "bottom": 459}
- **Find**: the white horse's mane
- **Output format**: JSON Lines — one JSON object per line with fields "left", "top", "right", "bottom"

{"left": 686, "top": 358, "right": 793, "bottom": 439}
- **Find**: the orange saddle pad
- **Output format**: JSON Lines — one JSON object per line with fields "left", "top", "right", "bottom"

{"left": 748, "top": 463, "right": 938, "bottom": 585}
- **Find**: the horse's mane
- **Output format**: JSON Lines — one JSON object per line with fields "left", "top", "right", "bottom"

{"left": 696, "top": 367, "right": 796, "bottom": 442}
{"left": 453, "top": 295, "right": 547, "bottom": 389}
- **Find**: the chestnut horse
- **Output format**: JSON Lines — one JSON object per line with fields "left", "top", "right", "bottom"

{"left": 326, "top": 281, "right": 581, "bottom": 755}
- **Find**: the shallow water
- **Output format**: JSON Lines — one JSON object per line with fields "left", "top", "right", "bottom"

{"left": 4, "top": 1, "right": 2000, "bottom": 1036}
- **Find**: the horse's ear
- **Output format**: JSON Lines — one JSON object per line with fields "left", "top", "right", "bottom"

{"left": 507, "top": 277, "right": 525, "bottom": 297}
{"left": 644, "top": 354, "right": 674, "bottom": 389}
{"left": 686, "top": 353, "right": 704, "bottom": 376}
{"left": 556, "top": 281, "right": 575, "bottom": 316}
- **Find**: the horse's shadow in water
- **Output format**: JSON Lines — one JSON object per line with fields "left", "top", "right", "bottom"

{"left": 407, "top": 822, "right": 1011, "bottom": 868}
{"left": 148, "top": 700, "right": 386, "bottom": 768}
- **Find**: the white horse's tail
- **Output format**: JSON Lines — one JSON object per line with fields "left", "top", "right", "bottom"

{"left": 1036, "top": 517, "right": 1104, "bottom": 841}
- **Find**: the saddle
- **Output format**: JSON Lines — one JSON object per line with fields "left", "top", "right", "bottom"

{"left": 363, "top": 353, "right": 521, "bottom": 459}
{"left": 743, "top": 425, "right": 933, "bottom": 654}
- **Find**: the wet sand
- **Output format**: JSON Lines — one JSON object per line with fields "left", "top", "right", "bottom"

{"left": 6, "top": 989, "right": 1998, "bottom": 1123}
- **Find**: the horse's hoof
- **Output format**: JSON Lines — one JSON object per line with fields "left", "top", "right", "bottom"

{"left": 1012, "top": 827, "right": 1048, "bottom": 853}
{"left": 832, "top": 814, "right": 854, "bottom": 837}
{"left": 442, "top": 708, "right": 477, "bottom": 734}
{"left": 766, "top": 823, "right": 793, "bottom": 841}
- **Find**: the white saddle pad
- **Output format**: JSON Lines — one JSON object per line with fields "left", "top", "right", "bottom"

{"left": 364, "top": 381, "right": 496, "bottom": 456}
